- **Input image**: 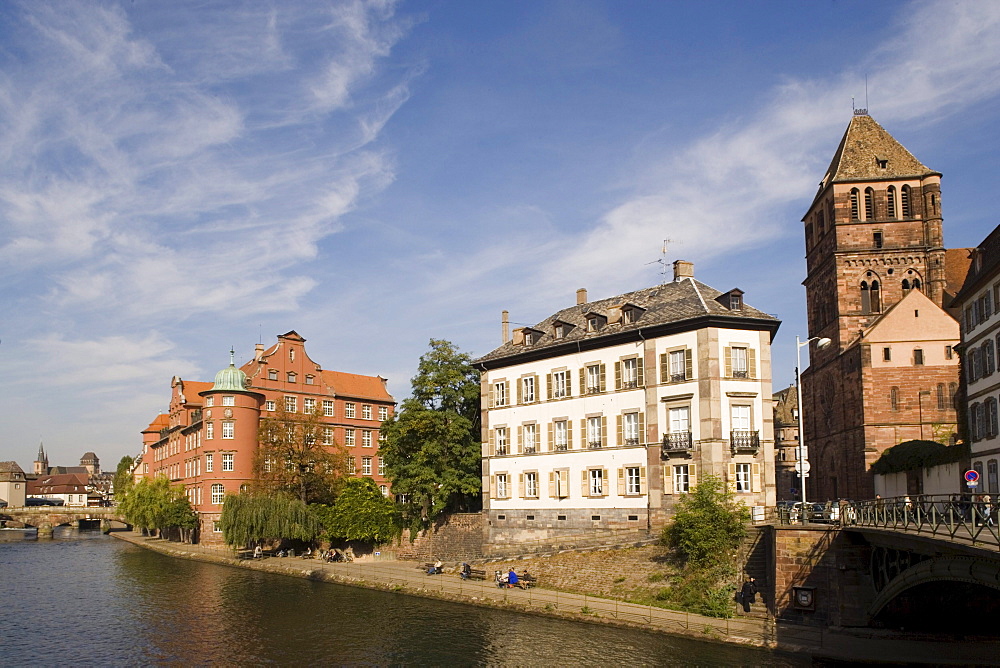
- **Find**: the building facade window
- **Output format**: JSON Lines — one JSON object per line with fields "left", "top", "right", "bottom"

{"left": 287, "top": 372, "right": 296, "bottom": 383}
{"left": 285, "top": 396, "right": 297, "bottom": 412}
{"left": 622, "top": 412, "right": 640, "bottom": 446}
{"left": 303, "top": 398, "right": 316, "bottom": 413}
{"left": 864, "top": 187, "right": 875, "bottom": 220}
{"left": 735, "top": 463, "right": 751, "bottom": 492}
{"left": 553, "top": 420, "right": 569, "bottom": 451}
{"left": 886, "top": 186, "right": 897, "bottom": 218}
{"left": 521, "top": 376, "right": 536, "bottom": 403}
{"left": 914, "top": 348, "right": 924, "bottom": 366}
{"left": 619, "top": 357, "right": 640, "bottom": 389}
{"left": 222, "top": 421, "right": 234, "bottom": 439}
{"left": 673, "top": 465, "right": 690, "bottom": 493}
{"left": 362, "top": 405, "right": 372, "bottom": 420}
{"left": 550, "top": 370, "right": 568, "bottom": 399}
{"left": 265, "top": 400, "right": 276, "bottom": 412}
{"left": 222, "top": 395, "right": 235, "bottom": 406}
{"left": 850, "top": 188, "right": 860, "bottom": 220}
{"left": 625, "top": 466, "right": 642, "bottom": 495}
{"left": 211, "top": 484, "right": 224, "bottom": 505}
{"left": 494, "top": 427, "right": 508, "bottom": 455}
{"left": 362, "top": 457, "right": 372, "bottom": 475}
{"left": 586, "top": 416, "right": 604, "bottom": 448}
{"left": 347, "top": 456, "right": 356, "bottom": 474}
{"left": 891, "top": 387, "right": 900, "bottom": 411}
{"left": 323, "top": 400, "right": 335, "bottom": 416}
{"left": 585, "top": 364, "right": 604, "bottom": 394}
{"left": 222, "top": 453, "right": 234, "bottom": 471}
{"left": 495, "top": 473, "right": 508, "bottom": 499}
{"left": 345, "top": 429, "right": 355, "bottom": 446}
{"left": 524, "top": 471, "right": 538, "bottom": 498}
{"left": 345, "top": 403, "right": 356, "bottom": 418}
{"left": 378, "top": 458, "right": 386, "bottom": 476}
{"left": 268, "top": 369, "right": 278, "bottom": 381}
{"left": 588, "top": 468, "right": 605, "bottom": 496}
{"left": 522, "top": 423, "right": 537, "bottom": 453}
{"left": 323, "top": 427, "right": 333, "bottom": 445}
{"left": 989, "top": 460, "right": 999, "bottom": 495}
{"left": 493, "top": 381, "right": 508, "bottom": 407}
{"left": 206, "top": 422, "right": 214, "bottom": 440}
{"left": 901, "top": 185, "right": 912, "bottom": 217}
{"left": 731, "top": 405, "right": 752, "bottom": 432}
{"left": 378, "top": 406, "right": 388, "bottom": 421}
{"left": 362, "top": 430, "right": 373, "bottom": 447}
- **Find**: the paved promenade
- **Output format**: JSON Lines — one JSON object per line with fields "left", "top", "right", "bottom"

{"left": 111, "top": 531, "right": 1000, "bottom": 664}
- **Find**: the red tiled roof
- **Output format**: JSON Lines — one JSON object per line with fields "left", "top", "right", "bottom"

{"left": 320, "top": 370, "right": 393, "bottom": 402}
{"left": 143, "top": 413, "right": 170, "bottom": 433}
{"left": 182, "top": 380, "right": 213, "bottom": 397}
{"left": 28, "top": 473, "right": 89, "bottom": 495}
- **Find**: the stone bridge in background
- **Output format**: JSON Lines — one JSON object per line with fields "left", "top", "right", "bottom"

{"left": 1, "top": 506, "right": 128, "bottom": 537}
{"left": 753, "top": 495, "right": 1000, "bottom": 636}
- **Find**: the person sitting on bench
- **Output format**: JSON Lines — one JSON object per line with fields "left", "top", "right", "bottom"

{"left": 460, "top": 562, "right": 472, "bottom": 580}
{"left": 253, "top": 545, "right": 263, "bottom": 559}
{"left": 506, "top": 568, "right": 519, "bottom": 588}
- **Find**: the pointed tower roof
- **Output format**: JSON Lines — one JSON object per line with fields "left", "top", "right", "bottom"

{"left": 821, "top": 113, "right": 939, "bottom": 186}
{"left": 37, "top": 441, "right": 46, "bottom": 461}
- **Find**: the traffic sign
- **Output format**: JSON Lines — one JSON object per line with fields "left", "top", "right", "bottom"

{"left": 795, "top": 460, "right": 812, "bottom": 475}
{"left": 966, "top": 469, "right": 980, "bottom": 483}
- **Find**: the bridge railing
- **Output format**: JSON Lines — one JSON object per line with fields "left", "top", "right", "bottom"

{"left": 840, "top": 494, "right": 1000, "bottom": 549}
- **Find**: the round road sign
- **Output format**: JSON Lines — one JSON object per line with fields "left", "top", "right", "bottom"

{"left": 966, "top": 469, "right": 980, "bottom": 483}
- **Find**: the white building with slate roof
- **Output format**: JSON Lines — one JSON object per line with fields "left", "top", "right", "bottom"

{"left": 474, "top": 261, "right": 780, "bottom": 541}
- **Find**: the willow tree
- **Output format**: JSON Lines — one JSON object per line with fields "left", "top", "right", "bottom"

{"left": 112, "top": 455, "right": 135, "bottom": 502}
{"left": 252, "top": 405, "right": 345, "bottom": 505}
{"left": 219, "top": 493, "right": 319, "bottom": 548}
{"left": 118, "top": 476, "right": 197, "bottom": 536}
{"left": 379, "top": 339, "right": 481, "bottom": 528}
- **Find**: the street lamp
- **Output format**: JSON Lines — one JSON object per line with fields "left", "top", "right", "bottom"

{"left": 796, "top": 335, "right": 832, "bottom": 507}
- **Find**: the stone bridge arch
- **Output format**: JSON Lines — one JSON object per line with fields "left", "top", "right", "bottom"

{"left": 869, "top": 555, "right": 1000, "bottom": 620}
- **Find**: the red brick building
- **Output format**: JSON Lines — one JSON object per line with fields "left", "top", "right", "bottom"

{"left": 139, "top": 331, "right": 394, "bottom": 543}
{"left": 800, "top": 113, "right": 969, "bottom": 501}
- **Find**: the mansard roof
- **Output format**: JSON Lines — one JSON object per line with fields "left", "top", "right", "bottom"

{"left": 821, "top": 114, "right": 937, "bottom": 186}
{"left": 476, "top": 277, "right": 780, "bottom": 368}
{"left": 952, "top": 223, "right": 1000, "bottom": 306}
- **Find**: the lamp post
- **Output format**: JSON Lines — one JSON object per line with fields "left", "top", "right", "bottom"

{"left": 796, "top": 335, "right": 832, "bottom": 507}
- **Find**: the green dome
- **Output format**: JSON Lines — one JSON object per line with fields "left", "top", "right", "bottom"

{"left": 212, "top": 350, "right": 248, "bottom": 392}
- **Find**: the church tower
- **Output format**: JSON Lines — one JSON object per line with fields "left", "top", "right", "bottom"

{"left": 33, "top": 441, "right": 48, "bottom": 475}
{"left": 800, "top": 112, "right": 961, "bottom": 501}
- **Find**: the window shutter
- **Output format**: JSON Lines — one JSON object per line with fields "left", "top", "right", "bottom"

{"left": 637, "top": 360, "right": 645, "bottom": 387}
{"left": 724, "top": 347, "right": 733, "bottom": 378}
{"left": 618, "top": 467, "right": 625, "bottom": 495}
{"left": 533, "top": 374, "right": 540, "bottom": 400}
{"left": 547, "top": 422, "right": 554, "bottom": 453}
{"left": 638, "top": 412, "right": 646, "bottom": 445}
{"left": 579, "top": 368, "right": 586, "bottom": 394}
{"left": 615, "top": 361, "right": 622, "bottom": 390}
{"left": 517, "top": 380, "right": 523, "bottom": 405}
{"left": 660, "top": 353, "right": 669, "bottom": 383}
{"left": 517, "top": 426, "right": 523, "bottom": 454}
{"left": 748, "top": 349, "right": 757, "bottom": 379}
{"left": 566, "top": 371, "right": 572, "bottom": 397}
{"left": 685, "top": 349, "right": 693, "bottom": 380}
{"left": 689, "top": 464, "right": 698, "bottom": 490}
{"left": 488, "top": 387, "right": 495, "bottom": 408}
{"left": 752, "top": 463, "right": 761, "bottom": 493}
{"left": 581, "top": 470, "right": 589, "bottom": 497}
{"left": 728, "top": 463, "right": 737, "bottom": 484}
{"left": 663, "top": 466, "right": 673, "bottom": 494}
{"left": 505, "top": 381, "right": 510, "bottom": 405}
{"left": 559, "top": 470, "right": 569, "bottom": 498}
{"left": 601, "top": 468, "right": 608, "bottom": 495}
{"left": 640, "top": 466, "right": 647, "bottom": 494}
{"left": 546, "top": 373, "right": 552, "bottom": 400}
{"left": 617, "top": 415, "right": 623, "bottom": 447}
{"left": 548, "top": 471, "right": 556, "bottom": 498}
{"left": 580, "top": 419, "right": 586, "bottom": 448}
{"left": 567, "top": 420, "right": 573, "bottom": 450}
{"left": 599, "top": 364, "right": 607, "bottom": 392}
{"left": 488, "top": 430, "right": 495, "bottom": 456}
{"left": 601, "top": 416, "right": 607, "bottom": 446}
{"left": 519, "top": 473, "right": 525, "bottom": 498}
{"left": 490, "top": 475, "right": 497, "bottom": 499}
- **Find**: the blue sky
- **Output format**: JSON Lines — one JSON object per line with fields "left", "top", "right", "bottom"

{"left": 1, "top": 0, "right": 999, "bottom": 469}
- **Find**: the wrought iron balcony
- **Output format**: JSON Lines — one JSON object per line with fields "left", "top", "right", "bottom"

{"left": 730, "top": 430, "right": 760, "bottom": 453}
{"left": 670, "top": 373, "right": 687, "bottom": 383}
{"left": 662, "top": 431, "right": 693, "bottom": 454}
{"left": 621, "top": 380, "right": 639, "bottom": 389}
{"left": 587, "top": 441, "right": 603, "bottom": 449}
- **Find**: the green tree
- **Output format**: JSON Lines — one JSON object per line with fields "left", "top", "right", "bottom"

{"left": 660, "top": 475, "right": 750, "bottom": 618}
{"left": 112, "top": 455, "right": 135, "bottom": 503}
{"left": 117, "top": 476, "right": 197, "bottom": 535}
{"left": 253, "top": 405, "right": 346, "bottom": 505}
{"left": 313, "top": 477, "right": 402, "bottom": 544}
{"left": 379, "top": 339, "right": 481, "bottom": 528}
{"left": 219, "top": 493, "right": 319, "bottom": 548}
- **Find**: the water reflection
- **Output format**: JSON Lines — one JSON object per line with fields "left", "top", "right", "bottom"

{"left": 1, "top": 531, "right": 807, "bottom": 666}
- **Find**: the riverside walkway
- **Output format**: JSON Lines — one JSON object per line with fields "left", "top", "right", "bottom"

{"left": 111, "top": 532, "right": 1000, "bottom": 664}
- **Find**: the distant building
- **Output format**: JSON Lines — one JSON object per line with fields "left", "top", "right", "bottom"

{"left": 772, "top": 385, "right": 799, "bottom": 501}
{"left": 27, "top": 473, "right": 91, "bottom": 507}
{"left": 475, "top": 261, "right": 780, "bottom": 542}
{"left": 139, "top": 331, "right": 395, "bottom": 544}
{"left": 0, "top": 461, "right": 27, "bottom": 507}
{"left": 953, "top": 224, "right": 1000, "bottom": 493}
{"left": 800, "top": 113, "right": 968, "bottom": 501}
{"left": 33, "top": 442, "right": 47, "bottom": 476}
{"left": 80, "top": 452, "right": 100, "bottom": 475}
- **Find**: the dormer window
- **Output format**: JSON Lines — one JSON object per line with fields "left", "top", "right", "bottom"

{"left": 524, "top": 331, "right": 534, "bottom": 345}
{"left": 620, "top": 304, "right": 645, "bottom": 324}
{"left": 554, "top": 323, "right": 565, "bottom": 339}
{"left": 716, "top": 289, "right": 744, "bottom": 311}
{"left": 876, "top": 157, "right": 888, "bottom": 169}
{"left": 585, "top": 313, "right": 606, "bottom": 332}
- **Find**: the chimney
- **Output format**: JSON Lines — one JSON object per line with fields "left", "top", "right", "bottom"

{"left": 254, "top": 343, "right": 265, "bottom": 361}
{"left": 673, "top": 260, "right": 694, "bottom": 281}
{"left": 576, "top": 288, "right": 588, "bottom": 305}
{"left": 502, "top": 310, "right": 510, "bottom": 344}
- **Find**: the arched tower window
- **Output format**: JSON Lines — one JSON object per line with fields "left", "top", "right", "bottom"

{"left": 937, "top": 383, "right": 946, "bottom": 410}
{"left": 864, "top": 187, "right": 875, "bottom": 220}
{"left": 949, "top": 382, "right": 958, "bottom": 409}
{"left": 902, "top": 279, "right": 911, "bottom": 294}
{"left": 861, "top": 281, "right": 871, "bottom": 314}
{"left": 886, "top": 185, "right": 897, "bottom": 218}
{"left": 870, "top": 280, "right": 881, "bottom": 313}
{"left": 850, "top": 189, "right": 860, "bottom": 220}
{"left": 912, "top": 278, "right": 921, "bottom": 291}
{"left": 901, "top": 185, "right": 912, "bottom": 218}
{"left": 890, "top": 387, "right": 899, "bottom": 411}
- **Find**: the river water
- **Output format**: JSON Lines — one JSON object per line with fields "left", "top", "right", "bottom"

{"left": 0, "top": 528, "right": 808, "bottom": 666}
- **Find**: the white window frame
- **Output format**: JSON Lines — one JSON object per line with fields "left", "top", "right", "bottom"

{"left": 731, "top": 404, "right": 752, "bottom": 431}
{"left": 522, "top": 376, "right": 536, "bottom": 403}
{"left": 735, "top": 463, "right": 751, "bottom": 492}
{"left": 552, "top": 370, "right": 567, "bottom": 399}
{"left": 589, "top": 468, "right": 604, "bottom": 496}
{"left": 626, "top": 466, "right": 642, "bottom": 495}
{"left": 525, "top": 471, "right": 538, "bottom": 498}
{"left": 362, "top": 457, "right": 372, "bottom": 475}
{"left": 265, "top": 400, "right": 276, "bottom": 412}
{"left": 623, "top": 412, "right": 639, "bottom": 445}
{"left": 285, "top": 396, "right": 297, "bottom": 412}
{"left": 673, "top": 464, "right": 690, "bottom": 493}
{"left": 378, "top": 406, "right": 388, "bottom": 421}
{"left": 554, "top": 420, "right": 568, "bottom": 451}
{"left": 222, "top": 421, "right": 234, "bottom": 439}
{"left": 732, "top": 347, "right": 749, "bottom": 378}
{"left": 496, "top": 473, "right": 508, "bottom": 499}
{"left": 205, "top": 397, "right": 215, "bottom": 408}
{"left": 494, "top": 382, "right": 507, "bottom": 407}
{"left": 587, "top": 416, "right": 602, "bottom": 448}
{"left": 222, "top": 395, "right": 235, "bottom": 407}
{"left": 222, "top": 452, "right": 234, "bottom": 472}
{"left": 205, "top": 422, "right": 214, "bottom": 440}
{"left": 586, "top": 365, "right": 601, "bottom": 393}
{"left": 669, "top": 350, "right": 686, "bottom": 381}
{"left": 323, "top": 427, "right": 333, "bottom": 445}
{"left": 523, "top": 423, "right": 537, "bottom": 453}
{"left": 345, "top": 429, "right": 355, "bottom": 446}
{"left": 495, "top": 427, "right": 508, "bottom": 456}
{"left": 345, "top": 403, "right": 356, "bottom": 418}
{"left": 622, "top": 358, "right": 639, "bottom": 388}
{"left": 378, "top": 458, "right": 386, "bottom": 476}
{"left": 362, "top": 430, "right": 373, "bottom": 447}
{"left": 362, "top": 404, "right": 372, "bottom": 420}
{"left": 211, "top": 484, "right": 224, "bottom": 505}
{"left": 303, "top": 398, "right": 316, "bottom": 413}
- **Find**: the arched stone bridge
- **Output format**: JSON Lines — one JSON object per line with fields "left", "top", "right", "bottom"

{"left": 1, "top": 506, "right": 128, "bottom": 536}
{"left": 756, "top": 495, "right": 1000, "bottom": 636}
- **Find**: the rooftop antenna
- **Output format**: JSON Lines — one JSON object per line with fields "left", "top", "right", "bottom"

{"left": 645, "top": 238, "right": 672, "bottom": 284}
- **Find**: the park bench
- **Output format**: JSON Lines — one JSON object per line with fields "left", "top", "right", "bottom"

{"left": 518, "top": 574, "right": 537, "bottom": 589}
{"left": 422, "top": 562, "right": 444, "bottom": 574}
{"left": 460, "top": 568, "right": 487, "bottom": 580}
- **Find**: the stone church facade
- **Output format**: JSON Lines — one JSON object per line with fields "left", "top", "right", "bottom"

{"left": 800, "top": 112, "right": 970, "bottom": 501}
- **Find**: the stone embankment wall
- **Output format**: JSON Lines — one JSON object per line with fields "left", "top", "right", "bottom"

{"left": 392, "top": 513, "right": 485, "bottom": 561}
